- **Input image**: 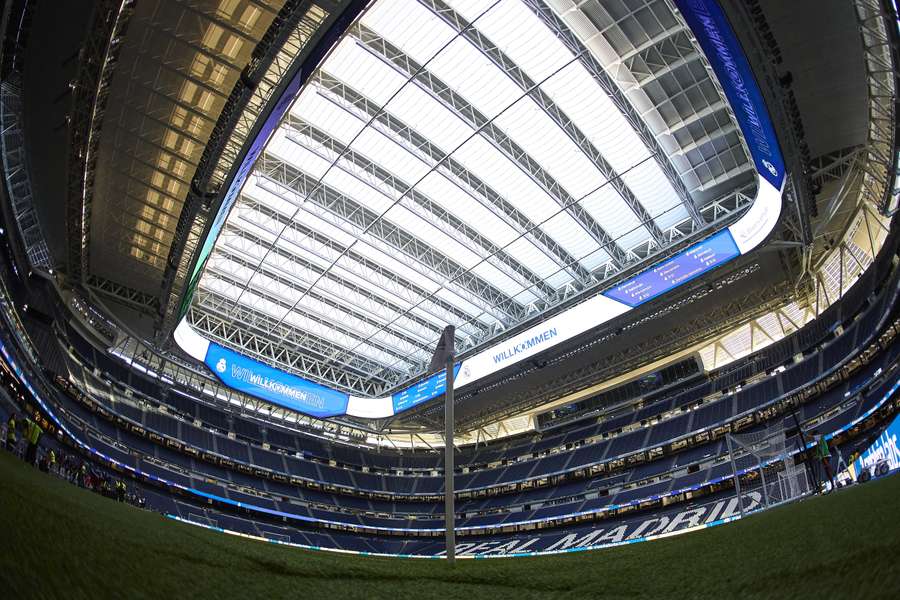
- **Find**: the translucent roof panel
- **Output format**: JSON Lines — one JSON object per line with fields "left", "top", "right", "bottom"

{"left": 192, "top": 0, "right": 752, "bottom": 394}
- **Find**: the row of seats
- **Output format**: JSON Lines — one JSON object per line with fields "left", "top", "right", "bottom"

{"left": 37, "top": 354, "right": 898, "bottom": 540}
{"left": 0, "top": 276, "right": 895, "bottom": 555}
{"left": 61, "top": 231, "right": 894, "bottom": 481}
{"left": 45, "top": 308, "right": 899, "bottom": 532}
{"left": 1, "top": 218, "right": 896, "bottom": 551}
{"left": 58, "top": 265, "right": 897, "bottom": 502}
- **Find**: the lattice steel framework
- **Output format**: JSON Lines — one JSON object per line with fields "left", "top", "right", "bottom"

{"left": 309, "top": 71, "right": 593, "bottom": 284}
{"left": 188, "top": 0, "right": 759, "bottom": 396}
{"left": 520, "top": 0, "right": 704, "bottom": 222}
{"left": 543, "top": 0, "right": 754, "bottom": 192}
{"left": 193, "top": 179, "right": 755, "bottom": 398}
{"left": 417, "top": 0, "right": 672, "bottom": 245}
{"left": 0, "top": 79, "right": 51, "bottom": 270}
{"left": 853, "top": 0, "right": 899, "bottom": 215}
{"left": 66, "top": 0, "right": 135, "bottom": 282}
{"left": 158, "top": 1, "right": 338, "bottom": 340}
{"left": 446, "top": 271, "right": 797, "bottom": 431}
{"left": 86, "top": 275, "right": 161, "bottom": 314}
{"left": 348, "top": 21, "right": 632, "bottom": 267}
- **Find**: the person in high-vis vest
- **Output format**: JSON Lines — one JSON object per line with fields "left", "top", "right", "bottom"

{"left": 24, "top": 417, "right": 42, "bottom": 466}
{"left": 3, "top": 413, "right": 15, "bottom": 452}
{"left": 813, "top": 430, "right": 835, "bottom": 491}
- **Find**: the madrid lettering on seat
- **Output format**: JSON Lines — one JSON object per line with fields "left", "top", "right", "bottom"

{"left": 435, "top": 492, "right": 761, "bottom": 557}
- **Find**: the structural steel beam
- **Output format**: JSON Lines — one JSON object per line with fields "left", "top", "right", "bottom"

{"left": 351, "top": 23, "right": 631, "bottom": 267}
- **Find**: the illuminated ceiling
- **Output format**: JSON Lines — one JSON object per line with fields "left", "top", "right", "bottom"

{"left": 85, "top": 0, "right": 285, "bottom": 286}
{"left": 188, "top": 0, "right": 756, "bottom": 395}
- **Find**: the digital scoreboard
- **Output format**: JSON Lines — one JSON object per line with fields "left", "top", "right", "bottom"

{"left": 391, "top": 364, "right": 462, "bottom": 413}
{"left": 603, "top": 230, "right": 741, "bottom": 308}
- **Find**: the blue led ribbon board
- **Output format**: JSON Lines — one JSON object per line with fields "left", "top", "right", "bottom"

{"left": 603, "top": 230, "right": 741, "bottom": 308}
{"left": 205, "top": 342, "right": 349, "bottom": 419}
{"left": 674, "top": 0, "right": 785, "bottom": 191}
{"left": 391, "top": 364, "right": 462, "bottom": 413}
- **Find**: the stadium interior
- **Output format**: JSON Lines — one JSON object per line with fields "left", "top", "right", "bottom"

{"left": 0, "top": 0, "right": 899, "bottom": 594}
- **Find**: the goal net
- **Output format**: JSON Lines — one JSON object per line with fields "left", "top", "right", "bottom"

{"left": 726, "top": 419, "right": 811, "bottom": 516}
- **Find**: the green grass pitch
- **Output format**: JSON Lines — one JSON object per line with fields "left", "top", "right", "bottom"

{"left": 1, "top": 450, "right": 898, "bottom": 599}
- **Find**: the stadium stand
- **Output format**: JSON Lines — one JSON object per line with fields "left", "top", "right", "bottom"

{"left": 0, "top": 222, "right": 895, "bottom": 554}
{"left": 1, "top": 0, "right": 898, "bottom": 570}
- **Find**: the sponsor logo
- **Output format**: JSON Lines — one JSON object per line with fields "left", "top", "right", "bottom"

{"left": 855, "top": 415, "right": 900, "bottom": 472}
{"left": 215, "top": 358, "right": 227, "bottom": 373}
{"left": 681, "top": 0, "right": 782, "bottom": 189}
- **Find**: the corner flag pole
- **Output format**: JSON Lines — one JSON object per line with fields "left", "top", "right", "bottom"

{"left": 429, "top": 325, "right": 456, "bottom": 564}
{"left": 444, "top": 344, "right": 455, "bottom": 564}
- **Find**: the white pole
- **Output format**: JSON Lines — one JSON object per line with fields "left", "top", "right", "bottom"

{"left": 726, "top": 434, "right": 745, "bottom": 519}
{"left": 444, "top": 354, "right": 455, "bottom": 564}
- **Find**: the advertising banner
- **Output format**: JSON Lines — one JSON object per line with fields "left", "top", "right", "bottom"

{"left": 674, "top": 0, "right": 785, "bottom": 191}
{"left": 204, "top": 342, "right": 349, "bottom": 419}
{"left": 851, "top": 412, "right": 900, "bottom": 477}
{"left": 391, "top": 364, "right": 462, "bottom": 414}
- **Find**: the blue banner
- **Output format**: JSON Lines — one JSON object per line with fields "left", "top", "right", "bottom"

{"left": 205, "top": 343, "right": 349, "bottom": 418}
{"left": 391, "top": 364, "right": 462, "bottom": 413}
{"left": 852, "top": 412, "right": 900, "bottom": 476}
{"left": 603, "top": 230, "right": 740, "bottom": 307}
{"left": 674, "top": 0, "right": 784, "bottom": 190}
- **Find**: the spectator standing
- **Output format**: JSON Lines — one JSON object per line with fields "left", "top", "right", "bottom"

{"left": 24, "top": 417, "right": 42, "bottom": 466}
{"left": 813, "top": 430, "right": 836, "bottom": 491}
{"left": 4, "top": 413, "right": 16, "bottom": 452}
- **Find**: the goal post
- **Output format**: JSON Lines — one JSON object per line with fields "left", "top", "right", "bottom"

{"left": 726, "top": 420, "right": 811, "bottom": 515}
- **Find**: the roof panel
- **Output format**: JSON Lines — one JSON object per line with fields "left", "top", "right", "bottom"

{"left": 416, "top": 173, "right": 520, "bottom": 246}
{"left": 540, "top": 61, "right": 653, "bottom": 174}
{"left": 450, "top": 136, "right": 568, "bottom": 224}
{"left": 504, "top": 238, "right": 569, "bottom": 283}
{"left": 460, "top": 0, "right": 573, "bottom": 83}
{"left": 427, "top": 37, "right": 524, "bottom": 120}
{"left": 362, "top": 0, "right": 458, "bottom": 64}
{"left": 291, "top": 86, "right": 367, "bottom": 143}
{"left": 322, "top": 37, "right": 408, "bottom": 107}
{"left": 493, "top": 96, "right": 609, "bottom": 199}
{"left": 579, "top": 184, "right": 648, "bottom": 251}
